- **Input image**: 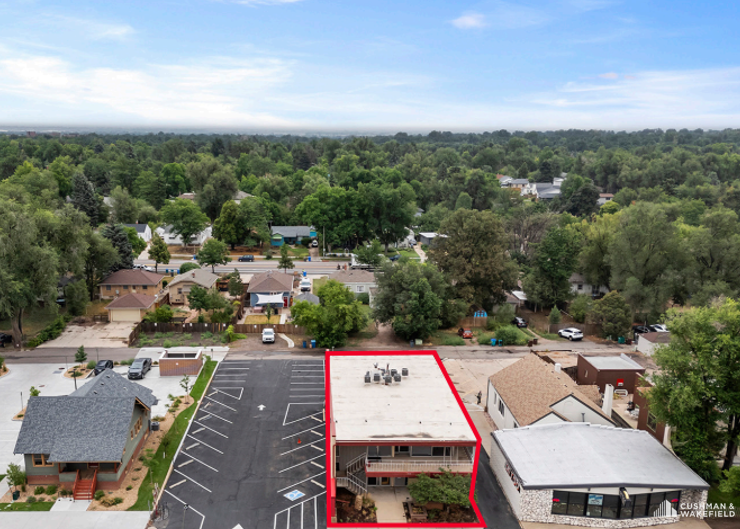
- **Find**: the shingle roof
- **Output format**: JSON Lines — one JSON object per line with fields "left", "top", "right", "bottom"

{"left": 490, "top": 353, "right": 612, "bottom": 426}
{"left": 271, "top": 226, "right": 314, "bottom": 238}
{"left": 167, "top": 269, "right": 220, "bottom": 289}
{"left": 70, "top": 368, "right": 157, "bottom": 409}
{"left": 100, "top": 269, "right": 163, "bottom": 286}
{"left": 247, "top": 271, "right": 294, "bottom": 293}
{"left": 106, "top": 293, "right": 157, "bottom": 310}
{"left": 329, "top": 269, "right": 376, "bottom": 284}
{"left": 294, "top": 293, "right": 320, "bottom": 305}
{"left": 14, "top": 396, "right": 139, "bottom": 462}
{"left": 639, "top": 331, "right": 671, "bottom": 344}
{"left": 122, "top": 224, "right": 149, "bottom": 233}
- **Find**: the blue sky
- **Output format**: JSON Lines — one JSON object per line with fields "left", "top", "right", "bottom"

{"left": 1, "top": 0, "right": 740, "bottom": 132}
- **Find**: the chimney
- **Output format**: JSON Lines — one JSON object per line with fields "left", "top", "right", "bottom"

{"left": 554, "top": 363, "right": 562, "bottom": 373}
{"left": 602, "top": 384, "right": 614, "bottom": 416}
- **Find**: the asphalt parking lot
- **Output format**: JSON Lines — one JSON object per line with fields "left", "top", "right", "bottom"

{"left": 163, "top": 357, "right": 326, "bottom": 529}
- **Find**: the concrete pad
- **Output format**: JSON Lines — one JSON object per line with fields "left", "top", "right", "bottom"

{"left": 522, "top": 517, "right": 711, "bottom": 529}
{"left": 51, "top": 497, "right": 91, "bottom": 511}
{"left": 278, "top": 333, "right": 294, "bottom": 348}
{"left": 37, "top": 323, "right": 136, "bottom": 349}
{"left": 368, "top": 487, "right": 410, "bottom": 523}
{"left": 0, "top": 511, "right": 149, "bottom": 529}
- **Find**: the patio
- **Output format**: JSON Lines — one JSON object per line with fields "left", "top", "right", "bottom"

{"left": 367, "top": 486, "right": 410, "bottom": 524}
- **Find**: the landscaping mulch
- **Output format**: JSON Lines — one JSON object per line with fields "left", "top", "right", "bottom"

{"left": 335, "top": 489, "right": 377, "bottom": 523}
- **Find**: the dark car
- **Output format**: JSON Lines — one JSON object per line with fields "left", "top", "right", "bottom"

{"left": 0, "top": 333, "right": 12, "bottom": 347}
{"left": 93, "top": 360, "right": 114, "bottom": 376}
{"left": 128, "top": 358, "right": 152, "bottom": 380}
{"left": 238, "top": 255, "right": 255, "bottom": 262}
{"left": 389, "top": 254, "right": 401, "bottom": 262}
{"left": 632, "top": 325, "right": 651, "bottom": 335}
{"left": 512, "top": 317, "right": 528, "bottom": 328}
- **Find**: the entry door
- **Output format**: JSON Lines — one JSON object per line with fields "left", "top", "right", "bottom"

{"left": 283, "top": 296, "right": 289, "bottom": 308}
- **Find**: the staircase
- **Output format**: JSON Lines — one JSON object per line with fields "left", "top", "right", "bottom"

{"left": 337, "top": 454, "right": 367, "bottom": 496}
{"left": 73, "top": 469, "right": 97, "bottom": 500}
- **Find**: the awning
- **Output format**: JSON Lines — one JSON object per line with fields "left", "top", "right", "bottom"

{"left": 255, "top": 294, "right": 285, "bottom": 306}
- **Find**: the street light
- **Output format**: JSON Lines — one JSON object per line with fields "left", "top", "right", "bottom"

{"left": 181, "top": 503, "right": 189, "bottom": 529}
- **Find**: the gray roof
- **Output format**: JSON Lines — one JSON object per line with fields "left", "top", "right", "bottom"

{"left": 294, "top": 292, "right": 320, "bottom": 305}
{"left": 122, "top": 224, "right": 149, "bottom": 233}
{"left": 70, "top": 369, "right": 157, "bottom": 408}
{"left": 582, "top": 354, "right": 645, "bottom": 371}
{"left": 509, "top": 178, "right": 530, "bottom": 185}
{"left": 167, "top": 269, "right": 220, "bottom": 289}
{"left": 536, "top": 183, "right": 561, "bottom": 199}
{"left": 493, "top": 423, "right": 708, "bottom": 490}
{"left": 271, "top": 226, "right": 314, "bottom": 238}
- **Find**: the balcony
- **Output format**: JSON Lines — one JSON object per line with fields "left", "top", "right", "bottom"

{"left": 364, "top": 451, "right": 475, "bottom": 475}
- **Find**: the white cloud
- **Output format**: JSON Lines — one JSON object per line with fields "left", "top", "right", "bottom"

{"left": 451, "top": 12, "right": 488, "bottom": 29}
{"left": 598, "top": 72, "right": 619, "bottom": 79}
{"left": 46, "top": 15, "right": 135, "bottom": 41}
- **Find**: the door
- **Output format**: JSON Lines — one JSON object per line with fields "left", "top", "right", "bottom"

{"left": 283, "top": 296, "right": 289, "bottom": 308}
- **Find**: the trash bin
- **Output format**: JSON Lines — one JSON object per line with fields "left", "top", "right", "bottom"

{"left": 533, "top": 338, "right": 539, "bottom": 345}
{"left": 410, "top": 340, "right": 415, "bottom": 347}
{"left": 151, "top": 421, "right": 160, "bottom": 432}
{"left": 307, "top": 256, "right": 311, "bottom": 262}
{"left": 491, "top": 338, "right": 496, "bottom": 347}
{"left": 303, "top": 340, "right": 307, "bottom": 349}
{"left": 303, "top": 270, "right": 307, "bottom": 277}
{"left": 311, "top": 339, "right": 316, "bottom": 348}
{"left": 618, "top": 336, "right": 626, "bottom": 344}
{"left": 12, "top": 491, "right": 19, "bottom": 501}
{"left": 527, "top": 340, "right": 534, "bottom": 347}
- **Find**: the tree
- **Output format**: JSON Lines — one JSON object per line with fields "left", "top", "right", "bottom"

{"left": 65, "top": 279, "right": 88, "bottom": 317}
{"left": 143, "top": 304, "right": 174, "bottom": 323}
{"left": 196, "top": 170, "right": 239, "bottom": 221}
{"left": 579, "top": 212, "right": 619, "bottom": 291}
{"left": 179, "top": 262, "right": 200, "bottom": 274}
{"left": 569, "top": 294, "right": 593, "bottom": 323}
{"left": 5, "top": 463, "right": 26, "bottom": 492}
{"left": 373, "top": 261, "right": 465, "bottom": 340}
{"left": 159, "top": 198, "right": 209, "bottom": 251}
{"left": 109, "top": 186, "right": 139, "bottom": 223}
{"left": 291, "top": 280, "right": 367, "bottom": 348}
{"left": 75, "top": 345, "right": 87, "bottom": 365}
{"left": 213, "top": 200, "right": 245, "bottom": 250}
{"left": 278, "top": 244, "right": 294, "bottom": 273}
{"left": 82, "top": 230, "right": 119, "bottom": 301}
{"left": 228, "top": 271, "right": 244, "bottom": 297}
{"left": 563, "top": 182, "right": 599, "bottom": 217}
{"left": 180, "top": 374, "right": 192, "bottom": 404}
{"left": 429, "top": 209, "right": 518, "bottom": 311}
{"left": 454, "top": 191, "right": 473, "bottom": 210}
{"left": 649, "top": 298, "right": 740, "bottom": 479}
{"left": 70, "top": 172, "right": 99, "bottom": 225}
{"left": 408, "top": 470, "right": 472, "bottom": 508}
{"left": 590, "top": 291, "right": 631, "bottom": 339}
{"left": 522, "top": 226, "right": 581, "bottom": 309}
{"left": 187, "top": 286, "right": 210, "bottom": 315}
{"left": 197, "top": 238, "right": 230, "bottom": 273}
{"left": 148, "top": 233, "right": 170, "bottom": 272}
{"left": 101, "top": 224, "right": 134, "bottom": 271}
{"left": 354, "top": 239, "right": 385, "bottom": 268}
{"left": 134, "top": 170, "right": 167, "bottom": 209}
{"left": 548, "top": 307, "right": 562, "bottom": 324}
{"left": 123, "top": 227, "right": 147, "bottom": 257}
{"left": 238, "top": 198, "right": 271, "bottom": 248}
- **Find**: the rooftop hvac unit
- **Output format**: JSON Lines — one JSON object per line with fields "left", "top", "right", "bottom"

{"left": 391, "top": 369, "right": 398, "bottom": 377}
{"left": 393, "top": 373, "right": 401, "bottom": 383}
{"left": 364, "top": 371, "right": 371, "bottom": 384}
{"left": 402, "top": 368, "right": 409, "bottom": 376}
{"left": 384, "top": 375, "right": 392, "bottom": 385}
{"left": 373, "top": 372, "right": 381, "bottom": 383}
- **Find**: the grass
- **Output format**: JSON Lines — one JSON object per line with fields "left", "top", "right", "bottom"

{"left": 312, "top": 277, "right": 329, "bottom": 292}
{"left": 346, "top": 305, "right": 378, "bottom": 344}
{"left": 0, "top": 502, "right": 54, "bottom": 511}
{"left": 128, "top": 357, "right": 217, "bottom": 511}
{"left": 708, "top": 485, "right": 739, "bottom": 514}
{"left": 0, "top": 304, "right": 66, "bottom": 336}
{"left": 85, "top": 300, "right": 109, "bottom": 316}
{"left": 288, "top": 246, "right": 310, "bottom": 258}
{"left": 244, "top": 315, "right": 270, "bottom": 324}
{"left": 385, "top": 249, "right": 420, "bottom": 260}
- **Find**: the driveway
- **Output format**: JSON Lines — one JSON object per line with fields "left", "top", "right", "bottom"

{"left": 37, "top": 322, "right": 135, "bottom": 349}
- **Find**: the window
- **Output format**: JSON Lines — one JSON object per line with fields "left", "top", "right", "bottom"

{"left": 367, "top": 477, "right": 378, "bottom": 486}
{"left": 32, "top": 454, "right": 53, "bottom": 467}
{"left": 498, "top": 400, "right": 505, "bottom": 416}
{"left": 566, "top": 493, "right": 586, "bottom": 516}
{"left": 584, "top": 370, "right": 589, "bottom": 378}
{"left": 143, "top": 285, "right": 148, "bottom": 290}
{"left": 106, "top": 285, "right": 111, "bottom": 291}
{"left": 648, "top": 493, "right": 665, "bottom": 517}
{"left": 356, "top": 286, "right": 365, "bottom": 293}
{"left": 380, "top": 477, "right": 391, "bottom": 486}
{"left": 577, "top": 284, "right": 583, "bottom": 291}
{"left": 602, "top": 495, "right": 619, "bottom": 519}
{"left": 178, "top": 288, "right": 183, "bottom": 294}
{"left": 633, "top": 494, "right": 649, "bottom": 517}
{"left": 396, "top": 446, "right": 410, "bottom": 454}
{"left": 647, "top": 412, "right": 657, "bottom": 431}
{"left": 551, "top": 491, "right": 569, "bottom": 515}
{"left": 410, "top": 446, "right": 432, "bottom": 457}
{"left": 586, "top": 494, "right": 603, "bottom": 517}
{"left": 432, "top": 447, "right": 451, "bottom": 457}
{"left": 100, "top": 463, "right": 117, "bottom": 472}
{"left": 368, "top": 446, "right": 392, "bottom": 457}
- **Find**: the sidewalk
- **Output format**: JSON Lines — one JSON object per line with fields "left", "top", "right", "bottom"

{"left": 0, "top": 511, "right": 150, "bottom": 529}
{"left": 413, "top": 243, "right": 426, "bottom": 263}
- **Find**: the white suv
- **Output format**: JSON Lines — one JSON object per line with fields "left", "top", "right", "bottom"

{"left": 262, "top": 328, "right": 275, "bottom": 344}
{"left": 299, "top": 279, "right": 311, "bottom": 292}
{"left": 558, "top": 327, "right": 584, "bottom": 341}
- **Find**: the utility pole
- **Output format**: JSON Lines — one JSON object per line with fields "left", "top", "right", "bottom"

{"left": 323, "top": 226, "right": 326, "bottom": 256}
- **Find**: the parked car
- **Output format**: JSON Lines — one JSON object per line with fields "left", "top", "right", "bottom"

{"left": 299, "top": 279, "right": 311, "bottom": 292}
{"left": 512, "top": 317, "right": 528, "bottom": 328}
{"left": 133, "top": 264, "right": 155, "bottom": 272}
{"left": 93, "top": 360, "right": 115, "bottom": 376}
{"left": 238, "top": 255, "right": 255, "bottom": 262}
{"left": 558, "top": 327, "right": 584, "bottom": 341}
{"left": 457, "top": 328, "right": 473, "bottom": 339}
{"left": 632, "top": 325, "right": 651, "bottom": 335}
{"left": 56, "top": 297, "right": 66, "bottom": 306}
{"left": 388, "top": 253, "right": 401, "bottom": 262}
{"left": 262, "top": 328, "right": 275, "bottom": 344}
{"left": 311, "top": 240, "right": 319, "bottom": 247}
{"left": 128, "top": 358, "right": 152, "bottom": 380}
{"left": 0, "top": 333, "right": 12, "bottom": 347}
{"left": 649, "top": 324, "right": 668, "bottom": 332}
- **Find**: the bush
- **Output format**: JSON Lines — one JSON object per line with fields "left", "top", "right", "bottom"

{"left": 264, "top": 249, "right": 273, "bottom": 260}
{"left": 86, "top": 360, "right": 97, "bottom": 370}
{"left": 357, "top": 292, "right": 370, "bottom": 305}
{"left": 34, "top": 486, "right": 45, "bottom": 495}
{"left": 720, "top": 466, "right": 740, "bottom": 496}
{"left": 162, "top": 279, "right": 169, "bottom": 288}
{"left": 202, "top": 331, "right": 213, "bottom": 340}
{"left": 30, "top": 314, "right": 72, "bottom": 346}
{"left": 495, "top": 325, "right": 527, "bottom": 346}
{"left": 179, "top": 262, "right": 200, "bottom": 274}
{"left": 569, "top": 294, "right": 593, "bottom": 323}
{"left": 548, "top": 307, "right": 562, "bottom": 324}
{"left": 442, "top": 335, "right": 466, "bottom": 346}
{"left": 491, "top": 303, "right": 516, "bottom": 326}
{"left": 26, "top": 496, "right": 37, "bottom": 504}
{"left": 94, "top": 490, "right": 105, "bottom": 501}
{"left": 143, "top": 305, "right": 174, "bottom": 323}
{"left": 120, "top": 358, "right": 135, "bottom": 366}
{"left": 162, "top": 339, "right": 174, "bottom": 348}
{"left": 301, "top": 237, "right": 312, "bottom": 247}
{"left": 197, "top": 314, "right": 206, "bottom": 323}
{"left": 59, "top": 488, "right": 70, "bottom": 497}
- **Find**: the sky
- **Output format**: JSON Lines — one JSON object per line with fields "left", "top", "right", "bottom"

{"left": 1, "top": 0, "right": 740, "bottom": 132}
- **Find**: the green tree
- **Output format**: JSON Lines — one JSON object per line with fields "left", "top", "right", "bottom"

{"left": 354, "top": 240, "right": 384, "bottom": 268}
{"left": 548, "top": 307, "right": 562, "bottom": 324}
{"left": 75, "top": 345, "right": 87, "bottom": 365}
{"left": 180, "top": 374, "right": 192, "bottom": 404}
{"left": 101, "top": 224, "right": 134, "bottom": 271}
{"left": 70, "top": 172, "right": 99, "bottom": 225}
{"left": 579, "top": 212, "right": 619, "bottom": 291}
{"left": 590, "top": 291, "right": 631, "bottom": 339}
{"left": 569, "top": 294, "right": 593, "bottom": 323}
{"left": 196, "top": 170, "right": 239, "bottom": 221}
{"left": 290, "top": 280, "right": 367, "bottom": 348}
{"left": 48, "top": 156, "right": 75, "bottom": 198}
{"left": 82, "top": 230, "right": 119, "bottom": 301}
{"left": 429, "top": 209, "right": 518, "bottom": 311}
{"left": 159, "top": 198, "right": 209, "bottom": 251}
{"left": 187, "top": 285, "right": 209, "bottom": 315}
{"left": 213, "top": 200, "right": 245, "bottom": 250}
{"left": 408, "top": 470, "right": 472, "bottom": 508}
{"left": 179, "top": 262, "right": 200, "bottom": 274}
{"left": 64, "top": 279, "right": 89, "bottom": 317}
{"left": 228, "top": 271, "right": 244, "bottom": 297}
{"left": 278, "top": 244, "right": 294, "bottom": 273}
{"left": 109, "top": 185, "right": 139, "bottom": 223}
{"left": 649, "top": 298, "right": 740, "bottom": 478}
{"left": 134, "top": 170, "right": 167, "bottom": 209}
{"left": 148, "top": 233, "right": 170, "bottom": 272}
{"left": 197, "top": 238, "right": 230, "bottom": 273}
{"left": 123, "top": 227, "right": 147, "bottom": 257}
{"left": 454, "top": 191, "right": 473, "bottom": 210}
{"left": 5, "top": 463, "right": 26, "bottom": 492}
{"left": 563, "top": 182, "right": 599, "bottom": 217}
{"left": 143, "top": 305, "right": 174, "bottom": 323}
{"left": 522, "top": 226, "right": 581, "bottom": 309}
{"left": 238, "top": 198, "right": 271, "bottom": 248}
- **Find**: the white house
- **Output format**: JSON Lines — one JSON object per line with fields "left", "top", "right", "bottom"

{"left": 598, "top": 193, "right": 615, "bottom": 206}
{"left": 569, "top": 273, "right": 609, "bottom": 297}
{"left": 155, "top": 225, "right": 212, "bottom": 246}
{"left": 635, "top": 332, "right": 671, "bottom": 357}
{"left": 122, "top": 224, "right": 152, "bottom": 243}
{"left": 328, "top": 269, "right": 377, "bottom": 304}
{"left": 487, "top": 353, "right": 614, "bottom": 430}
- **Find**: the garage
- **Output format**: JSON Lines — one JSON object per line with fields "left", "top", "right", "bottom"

{"left": 106, "top": 293, "right": 157, "bottom": 323}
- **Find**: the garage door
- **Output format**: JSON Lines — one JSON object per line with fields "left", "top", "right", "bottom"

{"left": 109, "top": 309, "right": 143, "bottom": 322}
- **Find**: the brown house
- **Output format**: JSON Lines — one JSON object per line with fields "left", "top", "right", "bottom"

{"left": 633, "top": 384, "right": 669, "bottom": 444}
{"left": 99, "top": 270, "right": 165, "bottom": 300}
{"left": 105, "top": 293, "right": 160, "bottom": 323}
{"left": 576, "top": 354, "right": 646, "bottom": 394}
{"left": 166, "top": 269, "right": 220, "bottom": 304}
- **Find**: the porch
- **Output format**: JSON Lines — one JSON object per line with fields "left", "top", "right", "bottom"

{"left": 364, "top": 447, "right": 475, "bottom": 476}
{"left": 367, "top": 486, "right": 410, "bottom": 524}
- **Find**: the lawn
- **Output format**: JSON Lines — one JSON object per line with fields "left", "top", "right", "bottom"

{"left": 708, "top": 485, "right": 739, "bottom": 514}
{"left": 0, "top": 502, "right": 54, "bottom": 511}
{"left": 288, "top": 246, "right": 310, "bottom": 259}
{"left": 428, "top": 330, "right": 468, "bottom": 346}
{"left": 243, "top": 315, "right": 273, "bottom": 324}
{"left": 136, "top": 331, "right": 226, "bottom": 348}
{"left": 129, "top": 357, "right": 217, "bottom": 511}
{"left": 312, "top": 277, "right": 329, "bottom": 292}
{"left": 385, "top": 249, "right": 420, "bottom": 260}
{"left": 0, "top": 304, "right": 65, "bottom": 336}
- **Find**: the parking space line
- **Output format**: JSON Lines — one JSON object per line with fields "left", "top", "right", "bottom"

{"left": 290, "top": 382, "right": 324, "bottom": 385}
{"left": 187, "top": 434, "right": 223, "bottom": 454}
{"left": 309, "top": 430, "right": 321, "bottom": 436}
{"left": 178, "top": 460, "right": 193, "bottom": 468}
{"left": 283, "top": 409, "right": 323, "bottom": 426}
{"left": 310, "top": 416, "right": 322, "bottom": 422}
{"left": 170, "top": 479, "right": 187, "bottom": 488}
{"left": 193, "top": 421, "right": 228, "bottom": 438}
{"left": 280, "top": 438, "right": 325, "bottom": 455}
{"left": 310, "top": 479, "right": 325, "bottom": 487}
{"left": 219, "top": 367, "right": 250, "bottom": 370}
{"left": 310, "top": 461, "right": 324, "bottom": 469}
{"left": 315, "top": 496, "right": 318, "bottom": 529}
{"left": 290, "top": 376, "right": 324, "bottom": 378}
{"left": 278, "top": 454, "right": 325, "bottom": 473}
{"left": 173, "top": 469, "right": 212, "bottom": 493}
{"left": 289, "top": 395, "right": 324, "bottom": 398}
{"left": 200, "top": 411, "right": 233, "bottom": 424}
{"left": 281, "top": 425, "right": 324, "bottom": 440}
{"left": 310, "top": 445, "right": 323, "bottom": 452}
{"left": 187, "top": 453, "right": 219, "bottom": 472}
{"left": 277, "top": 471, "right": 325, "bottom": 493}
{"left": 211, "top": 387, "right": 244, "bottom": 400}
{"left": 204, "top": 396, "right": 237, "bottom": 411}
{"left": 273, "top": 492, "right": 326, "bottom": 529}
{"left": 187, "top": 442, "right": 201, "bottom": 449}
{"left": 164, "top": 490, "right": 206, "bottom": 529}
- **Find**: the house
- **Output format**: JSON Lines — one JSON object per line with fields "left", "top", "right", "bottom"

{"left": 489, "top": 423, "right": 708, "bottom": 526}
{"left": 418, "top": 232, "right": 448, "bottom": 246}
{"left": 328, "top": 269, "right": 377, "bottom": 304}
{"left": 178, "top": 190, "right": 253, "bottom": 205}
{"left": 105, "top": 293, "right": 162, "bottom": 322}
{"left": 635, "top": 332, "right": 671, "bottom": 357}
{"left": 177, "top": 192, "right": 196, "bottom": 201}
{"left": 155, "top": 225, "right": 212, "bottom": 246}
{"left": 569, "top": 273, "right": 609, "bottom": 298}
{"left": 328, "top": 352, "right": 480, "bottom": 522}
{"left": 166, "top": 269, "right": 220, "bottom": 305}
{"left": 633, "top": 383, "right": 670, "bottom": 445}
{"left": 270, "top": 226, "right": 316, "bottom": 246}
{"left": 122, "top": 224, "right": 152, "bottom": 243}
{"left": 598, "top": 193, "right": 615, "bottom": 206}
{"left": 576, "top": 354, "right": 646, "bottom": 395}
{"left": 13, "top": 369, "right": 157, "bottom": 495}
{"left": 394, "top": 227, "right": 416, "bottom": 249}
{"left": 294, "top": 292, "right": 320, "bottom": 305}
{"left": 486, "top": 353, "right": 614, "bottom": 430}
{"left": 533, "top": 182, "right": 561, "bottom": 200}
{"left": 99, "top": 269, "right": 165, "bottom": 300}
{"left": 246, "top": 271, "right": 294, "bottom": 308}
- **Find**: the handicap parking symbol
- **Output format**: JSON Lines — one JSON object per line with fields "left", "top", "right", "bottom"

{"left": 284, "top": 490, "right": 305, "bottom": 501}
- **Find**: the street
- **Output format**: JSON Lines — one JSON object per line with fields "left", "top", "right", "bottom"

{"left": 134, "top": 257, "right": 343, "bottom": 276}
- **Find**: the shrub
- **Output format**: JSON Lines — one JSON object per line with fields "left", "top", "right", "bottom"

{"left": 264, "top": 249, "right": 273, "bottom": 260}
{"left": 197, "top": 314, "right": 206, "bottom": 323}
{"left": 153, "top": 332, "right": 165, "bottom": 339}
{"left": 569, "top": 294, "right": 593, "bottom": 324}
{"left": 26, "top": 496, "right": 37, "bottom": 504}
{"left": 86, "top": 360, "right": 97, "bottom": 370}
{"left": 138, "top": 336, "right": 154, "bottom": 346}
{"left": 492, "top": 303, "right": 516, "bottom": 325}
{"left": 100, "top": 496, "right": 123, "bottom": 507}
{"left": 126, "top": 485, "right": 133, "bottom": 491}
{"left": 182, "top": 333, "right": 192, "bottom": 340}
{"left": 38, "top": 496, "right": 45, "bottom": 502}
{"left": 225, "top": 325, "right": 246, "bottom": 343}
{"left": 29, "top": 386, "right": 41, "bottom": 397}
{"left": 34, "top": 486, "right": 45, "bottom": 495}
{"left": 495, "top": 325, "right": 527, "bottom": 346}
{"left": 94, "top": 490, "right": 105, "bottom": 501}
{"left": 301, "top": 237, "right": 312, "bottom": 247}
{"left": 357, "top": 292, "right": 370, "bottom": 305}
{"left": 162, "top": 339, "right": 174, "bottom": 348}
{"left": 179, "top": 262, "right": 200, "bottom": 274}
{"left": 162, "top": 279, "right": 169, "bottom": 288}
{"left": 143, "top": 305, "right": 174, "bottom": 323}
{"left": 59, "top": 488, "right": 70, "bottom": 497}
{"left": 202, "top": 331, "right": 213, "bottom": 340}
{"left": 548, "top": 307, "right": 562, "bottom": 324}
{"left": 442, "top": 335, "right": 466, "bottom": 346}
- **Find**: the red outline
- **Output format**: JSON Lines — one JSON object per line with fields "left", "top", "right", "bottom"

{"left": 325, "top": 350, "right": 485, "bottom": 528}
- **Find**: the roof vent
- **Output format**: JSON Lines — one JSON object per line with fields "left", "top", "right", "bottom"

{"left": 373, "top": 372, "right": 381, "bottom": 383}
{"left": 364, "top": 371, "right": 371, "bottom": 384}
{"left": 384, "top": 375, "right": 392, "bottom": 385}
{"left": 192, "top": 272, "right": 196, "bottom": 278}
{"left": 393, "top": 373, "right": 401, "bottom": 383}
{"left": 402, "top": 368, "right": 408, "bottom": 377}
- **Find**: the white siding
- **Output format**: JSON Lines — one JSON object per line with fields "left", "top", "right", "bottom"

{"left": 490, "top": 437, "right": 522, "bottom": 517}
{"left": 549, "top": 395, "right": 613, "bottom": 425}
{"left": 487, "top": 380, "right": 519, "bottom": 430}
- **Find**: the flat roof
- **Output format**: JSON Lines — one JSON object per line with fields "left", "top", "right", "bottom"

{"left": 329, "top": 354, "right": 477, "bottom": 443}
{"left": 493, "top": 423, "right": 708, "bottom": 490}
{"left": 582, "top": 354, "right": 645, "bottom": 371}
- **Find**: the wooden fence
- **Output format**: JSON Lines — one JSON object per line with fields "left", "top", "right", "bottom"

{"left": 458, "top": 316, "right": 489, "bottom": 328}
{"left": 129, "top": 321, "right": 306, "bottom": 345}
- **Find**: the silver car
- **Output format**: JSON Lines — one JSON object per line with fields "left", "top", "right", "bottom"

{"left": 558, "top": 327, "right": 584, "bottom": 341}
{"left": 262, "top": 328, "right": 275, "bottom": 344}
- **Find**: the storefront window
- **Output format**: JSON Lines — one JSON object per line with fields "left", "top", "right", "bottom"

{"left": 552, "top": 491, "right": 680, "bottom": 519}
{"left": 566, "top": 493, "right": 586, "bottom": 516}
{"left": 551, "top": 491, "right": 569, "bottom": 515}
{"left": 602, "top": 495, "right": 619, "bottom": 519}
{"left": 585, "top": 494, "right": 603, "bottom": 517}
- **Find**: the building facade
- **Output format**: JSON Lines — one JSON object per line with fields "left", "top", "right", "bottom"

{"left": 576, "top": 354, "right": 646, "bottom": 395}
{"left": 99, "top": 269, "right": 165, "bottom": 300}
